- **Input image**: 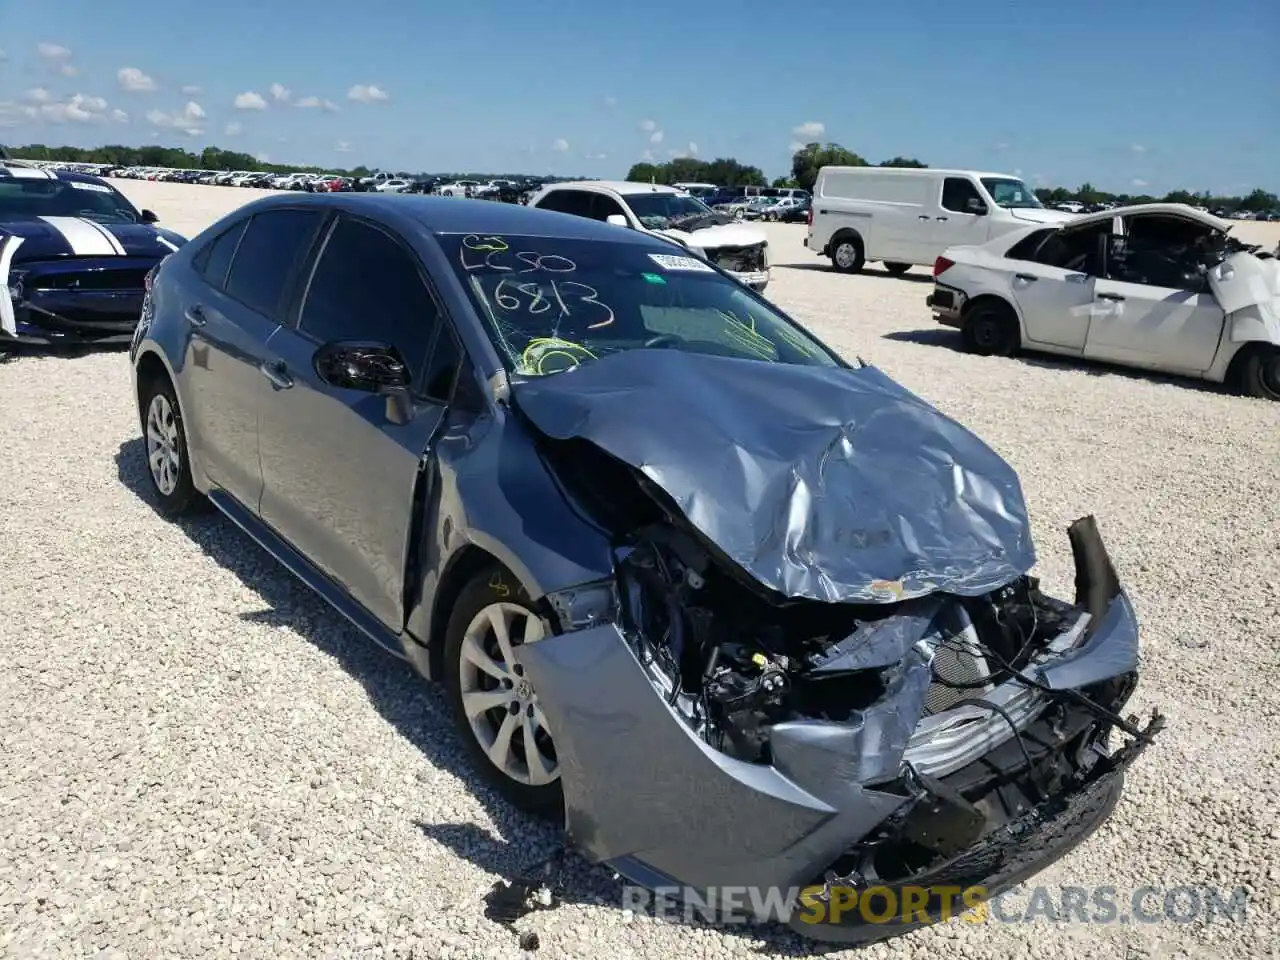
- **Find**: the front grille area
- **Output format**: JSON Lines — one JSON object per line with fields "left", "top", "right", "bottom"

{"left": 32, "top": 267, "right": 151, "bottom": 292}
{"left": 923, "top": 641, "right": 992, "bottom": 715}
{"left": 713, "top": 243, "right": 766, "bottom": 273}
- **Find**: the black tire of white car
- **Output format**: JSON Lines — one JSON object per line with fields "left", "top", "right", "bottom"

{"left": 443, "top": 565, "right": 565, "bottom": 819}
{"left": 1239, "top": 345, "right": 1280, "bottom": 401}
{"left": 883, "top": 262, "right": 912, "bottom": 277}
{"left": 140, "top": 376, "right": 203, "bottom": 518}
{"left": 962, "top": 303, "right": 1020, "bottom": 357}
{"left": 830, "top": 236, "right": 865, "bottom": 274}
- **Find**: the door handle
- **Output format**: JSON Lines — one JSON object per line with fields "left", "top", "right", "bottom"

{"left": 1014, "top": 273, "right": 1037, "bottom": 282}
{"left": 259, "top": 360, "right": 294, "bottom": 389}
{"left": 1065, "top": 273, "right": 1088, "bottom": 283}
{"left": 184, "top": 304, "right": 207, "bottom": 326}
{"left": 918, "top": 215, "right": 931, "bottom": 220}
{"left": 935, "top": 216, "right": 948, "bottom": 221}
{"left": 1096, "top": 293, "right": 1125, "bottom": 302}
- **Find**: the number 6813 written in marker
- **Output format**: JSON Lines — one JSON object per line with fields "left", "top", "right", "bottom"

{"left": 492, "top": 278, "right": 615, "bottom": 329}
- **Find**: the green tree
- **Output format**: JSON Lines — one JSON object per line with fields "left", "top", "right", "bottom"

{"left": 790, "top": 142, "right": 868, "bottom": 193}
{"left": 623, "top": 156, "right": 766, "bottom": 187}
{"left": 878, "top": 156, "right": 927, "bottom": 168}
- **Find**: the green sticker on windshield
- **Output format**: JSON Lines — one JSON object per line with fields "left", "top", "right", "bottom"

{"left": 642, "top": 272, "right": 667, "bottom": 284}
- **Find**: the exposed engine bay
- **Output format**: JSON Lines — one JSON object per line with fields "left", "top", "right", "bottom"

{"left": 615, "top": 522, "right": 1080, "bottom": 767}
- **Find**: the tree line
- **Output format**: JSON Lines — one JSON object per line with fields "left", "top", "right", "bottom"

{"left": 8, "top": 141, "right": 1277, "bottom": 212}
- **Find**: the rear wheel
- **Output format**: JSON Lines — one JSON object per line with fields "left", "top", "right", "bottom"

{"left": 831, "top": 236, "right": 865, "bottom": 274}
{"left": 139, "top": 375, "right": 203, "bottom": 518}
{"left": 883, "top": 262, "right": 912, "bottom": 277}
{"left": 1238, "top": 344, "right": 1280, "bottom": 401}
{"left": 444, "top": 566, "right": 563, "bottom": 817}
{"left": 962, "top": 302, "right": 1020, "bottom": 357}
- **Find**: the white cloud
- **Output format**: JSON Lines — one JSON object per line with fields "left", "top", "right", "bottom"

{"left": 257, "top": 152, "right": 270, "bottom": 163}
{"left": 687, "top": 142, "right": 698, "bottom": 156}
{"left": 58, "top": 64, "right": 78, "bottom": 77}
{"left": 34, "top": 93, "right": 111, "bottom": 124}
{"left": 110, "top": 108, "right": 128, "bottom": 123}
{"left": 296, "top": 96, "right": 339, "bottom": 112}
{"left": 585, "top": 151, "right": 608, "bottom": 161}
{"left": 639, "top": 119, "right": 657, "bottom": 132}
{"left": 994, "top": 142, "right": 1009, "bottom": 152}
{"left": 552, "top": 137, "right": 569, "bottom": 152}
{"left": 792, "top": 121, "right": 824, "bottom": 139}
{"left": 1131, "top": 178, "right": 1149, "bottom": 188}
{"left": 1131, "top": 144, "right": 1146, "bottom": 154}
{"left": 640, "top": 149, "right": 655, "bottom": 162}
{"left": 224, "top": 120, "right": 243, "bottom": 136}
{"left": 37, "top": 42, "right": 71, "bottom": 61}
{"left": 0, "top": 49, "right": 8, "bottom": 61}
{"left": 234, "top": 91, "right": 267, "bottom": 110}
{"left": 25, "top": 88, "right": 53, "bottom": 103}
{"left": 335, "top": 141, "right": 353, "bottom": 152}
{"left": 603, "top": 96, "right": 617, "bottom": 107}
{"left": 347, "top": 83, "right": 389, "bottom": 103}
{"left": 649, "top": 130, "right": 664, "bottom": 144}
{"left": 117, "top": 67, "right": 157, "bottom": 92}
{"left": 181, "top": 85, "right": 202, "bottom": 95}
{"left": 270, "top": 83, "right": 291, "bottom": 102}
{"left": 1013, "top": 168, "right": 1023, "bottom": 176}
{"left": 789, "top": 140, "right": 806, "bottom": 154}
{"left": 146, "top": 101, "right": 205, "bottom": 130}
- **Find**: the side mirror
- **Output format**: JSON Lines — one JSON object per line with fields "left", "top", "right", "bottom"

{"left": 965, "top": 198, "right": 988, "bottom": 216}
{"left": 606, "top": 214, "right": 630, "bottom": 228}
{"left": 314, "top": 340, "right": 413, "bottom": 423}
{"left": 141, "top": 209, "right": 159, "bottom": 224}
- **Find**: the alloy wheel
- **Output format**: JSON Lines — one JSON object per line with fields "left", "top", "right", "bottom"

{"left": 835, "top": 243, "right": 857, "bottom": 269}
{"left": 457, "top": 602, "right": 558, "bottom": 786}
{"left": 145, "top": 393, "right": 181, "bottom": 496}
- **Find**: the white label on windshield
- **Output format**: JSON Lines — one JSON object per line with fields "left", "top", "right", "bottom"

{"left": 648, "top": 253, "right": 714, "bottom": 273}
{"left": 69, "top": 181, "right": 112, "bottom": 193}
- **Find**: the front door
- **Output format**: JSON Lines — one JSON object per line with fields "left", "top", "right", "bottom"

{"left": 256, "top": 214, "right": 456, "bottom": 630}
{"left": 1083, "top": 280, "right": 1224, "bottom": 372}
{"left": 927, "top": 176, "right": 992, "bottom": 254}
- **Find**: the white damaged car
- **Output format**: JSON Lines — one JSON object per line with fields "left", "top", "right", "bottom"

{"left": 927, "top": 203, "right": 1280, "bottom": 400}
{"left": 528, "top": 181, "right": 771, "bottom": 291}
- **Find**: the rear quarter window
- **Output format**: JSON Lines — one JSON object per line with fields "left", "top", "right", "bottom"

{"left": 1005, "top": 228, "right": 1053, "bottom": 261}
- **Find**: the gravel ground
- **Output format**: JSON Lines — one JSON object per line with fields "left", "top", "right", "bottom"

{"left": 1, "top": 183, "right": 1278, "bottom": 960}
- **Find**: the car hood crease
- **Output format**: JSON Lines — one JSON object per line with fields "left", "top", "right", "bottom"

{"left": 512, "top": 350, "right": 1037, "bottom": 603}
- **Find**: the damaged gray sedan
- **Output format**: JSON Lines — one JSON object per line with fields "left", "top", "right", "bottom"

{"left": 130, "top": 195, "right": 1162, "bottom": 943}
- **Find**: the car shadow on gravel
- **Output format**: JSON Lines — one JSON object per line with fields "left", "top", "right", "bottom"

{"left": 773, "top": 263, "right": 934, "bottom": 283}
{"left": 0, "top": 343, "right": 130, "bottom": 364}
{"left": 114, "top": 437, "right": 836, "bottom": 955}
{"left": 882, "top": 329, "right": 1234, "bottom": 396}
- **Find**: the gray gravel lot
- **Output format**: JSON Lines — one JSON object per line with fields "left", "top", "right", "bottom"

{"left": 1, "top": 193, "right": 1278, "bottom": 959}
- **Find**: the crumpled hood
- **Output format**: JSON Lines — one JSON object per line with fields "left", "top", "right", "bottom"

{"left": 657, "top": 221, "right": 767, "bottom": 252}
{"left": 1, "top": 216, "right": 185, "bottom": 261}
{"left": 1009, "top": 208, "right": 1077, "bottom": 225}
{"left": 513, "top": 350, "right": 1036, "bottom": 603}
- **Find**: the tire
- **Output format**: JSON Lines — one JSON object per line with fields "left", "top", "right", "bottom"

{"left": 1237, "top": 344, "right": 1280, "bottom": 401}
{"left": 139, "top": 374, "right": 203, "bottom": 518}
{"left": 830, "top": 235, "right": 865, "bottom": 274}
{"left": 443, "top": 565, "right": 563, "bottom": 818}
{"left": 961, "top": 302, "right": 1020, "bottom": 357}
{"left": 883, "top": 262, "right": 912, "bottom": 277}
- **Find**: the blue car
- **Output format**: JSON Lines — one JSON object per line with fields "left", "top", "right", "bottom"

{"left": 129, "top": 193, "right": 1161, "bottom": 944}
{"left": 0, "top": 161, "right": 187, "bottom": 347}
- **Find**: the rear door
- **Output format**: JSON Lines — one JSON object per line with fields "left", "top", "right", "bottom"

{"left": 181, "top": 208, "right": 325, "bottom": 508}
{"left": 255, "top": 214, "right": 456, "bottom": 629}
{"left": 1006, "top": 218, "right": 1113, "bottom": 351}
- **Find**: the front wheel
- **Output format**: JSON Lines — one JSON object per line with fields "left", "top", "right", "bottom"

{"left": 444, "top": 566, "right": 563, "bottom": 817}
{"left": 1238, "top": 345, "right": 1280, "bottom": 401}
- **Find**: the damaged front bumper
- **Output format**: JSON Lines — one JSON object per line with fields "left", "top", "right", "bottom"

{"left": 519, "top": 517, "right": 1159, "bottom": 942}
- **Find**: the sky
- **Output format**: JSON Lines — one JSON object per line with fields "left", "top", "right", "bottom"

{"left": 1, "top": 0, "right": 1277, "bottom": 194}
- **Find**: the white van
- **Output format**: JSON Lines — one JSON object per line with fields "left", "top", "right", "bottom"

{"left": 806, "top": 167, "right": 1075, "bottom": 276}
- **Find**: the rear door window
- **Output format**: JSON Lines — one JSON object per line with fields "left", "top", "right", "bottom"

{"left": 224, "top": 209, "right": 325, "bottom": 319}
{"left": 192, "top": 218, "right": 247, "bottom": 289}
{"left": 1033, "top": 221, "right": 1112, "bottom": 274}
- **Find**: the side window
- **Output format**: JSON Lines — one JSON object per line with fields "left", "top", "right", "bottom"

{"left": 192, "top": 218, "right": 247, "bottom": 289}
{"left": 298, "top": 216, "right": 440, "bottom": 379}
{"left": 1005, "top": 228, "right": 1053, "bottom": 262}
{"left": 421, "top": 325, "right": 466, "bottom": 404}
{"left": 1114, "top": 215, "right": 1215, "bottom": 291}
{"left": 536, "top": 191, "right": 576, "bottom": 215}
{"left": 941, "top": 177, "right": 983, "bottom": 214}
{"left": 545, "top": 190, "right": 594, "bottom": 219}
{"left": 1034, "top": 221, "right": 1111, "bottom": 273}
{"left": 588, "top": 193, "right": 627, "bottom": 222}
{"left": 224, "top": 209, "right": 323, "bottom": 318}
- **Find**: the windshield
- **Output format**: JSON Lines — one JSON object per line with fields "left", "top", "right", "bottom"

{"left": 980, "top": 178, "right": 1043, "bottom": 210}
{"left": 439, "top": 233, "right": 841, "bottom": 377}
{"left": 0, "top": 177, "right": 143, "bottom": 223}
{"left": 624, "top": 193, "right": 716, "bottom": 229}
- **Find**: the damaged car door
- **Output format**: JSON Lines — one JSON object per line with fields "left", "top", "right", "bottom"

{"left": 255, "top": 214, "right": 456, "bottom": 631}
{"left": 1009, "top": 218, "right": 1113, "bottom": 351}
{"left": 1084, "top": 213, "right": 1227, "bottom": 373}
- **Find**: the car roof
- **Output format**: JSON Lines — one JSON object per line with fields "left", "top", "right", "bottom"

{"left": 233, "top": 193, "right": 679, "bottom": 245}
{"left": 1065, "top": 202, "right": 1232, "bottom": 233}
{"left": 0, "top": 163, "right": 116, "bottom": 188}
{"left": 542, "top": 180, "right": 683, "bottom": 197}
